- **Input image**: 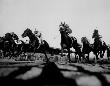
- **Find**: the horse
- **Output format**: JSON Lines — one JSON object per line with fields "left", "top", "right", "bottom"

{"left": 107, "top": 45, "right": 110, "bottom": 60}
{"left": 0, "top": 36, "right": 5, "bottom": 51}
{"left": 14, "top": 39, "right": 29, "bottom": 56}
{"left": 93, "top": 37, "right": 103, "bottom": 60}
{"left": 59, "top": 22, "right": 82, "bottom": 62}
{"left": 21, "top": 28, "right": 49, "bottom": 62}
{"left": 3, "top": 33, "right": 15, "bottom": 57}
{"left": 101, "top": 41, "right": 108, "bottom": 58}
{"left": 0, "top": 36, "right": 5, "bottom": 58}
{"left": 3, "top": 32, "right": 19, "bottom": 57}
{"left": 81, "top": 37, "right": 94, "bottom": 62}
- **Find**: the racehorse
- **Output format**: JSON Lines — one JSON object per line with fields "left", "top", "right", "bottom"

{"left": 3, "top": 32, "right": 19, "bottom": 57}
{"left": 21, "top": 28, "right": 49, "bottom": 62}
{"left": 59, "top": 22, "right": 82, "bottom": 62}
{"left": 107, "top": 45, "right": 110, "bottom": 60}
{"left": 81, "top": 37, "right": 93, "bottom": 62}
{"left": 0, "top": 36, "right": 5, "bottom": 58}
{"left": 14, "top": 39, "right": 29, "bottom": 56}
{"left": 101, "top": 41, "right": 108, "bottom": 58}
{"left": 0, "top": 36, "right": 5, "bottom": 51}
{"left": 93, "top": 37, "right": 103, "bottom": 60}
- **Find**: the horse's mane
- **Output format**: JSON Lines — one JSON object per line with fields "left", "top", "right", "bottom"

{"left": 4, "top": 33, "right": 13, "bottom": 41}
{"left": 81, "top": 37, "right": 90, "bottom": 44}
{"left": 12, "top": 33, "right": 19, "bottom": 40}
{"left": 25, "top": 28, "right": 33, "bottom": 34}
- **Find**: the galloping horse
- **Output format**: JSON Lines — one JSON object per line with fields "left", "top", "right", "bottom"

{"left": 0, "top": 36, "right": 5, "bottom": 58}
{"left": 22, "top": 28, "right": 49, "bottom": 62}
{"left": 15, "top": 40, "right": 30, "bottom": 56}
{"left": 93, "top": 37, "right": 103, "bottom": 60}
{"left": 81, "top": 37, "right": 93, "bottom": 62}
{"left": 59, "top": 22, "right": 82, "bottom": 62}
{"left": 101, "top": 41, "right": 108, "bottom": 58}
{"left": 0, "top": 36, "right": 5, "bottom": 51}
{"left": 3, "top": 32, "right": 18, "bottom": 57}
{"left": 107, "top": 45, "right": 110, "bottom": 60}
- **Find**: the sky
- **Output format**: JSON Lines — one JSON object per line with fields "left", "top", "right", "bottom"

{"left": 0, "top": 0, "right": 110, "bottom": 48}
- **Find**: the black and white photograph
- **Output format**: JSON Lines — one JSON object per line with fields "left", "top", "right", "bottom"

{"left": 0, "top": 0, "right": 110, "bottom": 86}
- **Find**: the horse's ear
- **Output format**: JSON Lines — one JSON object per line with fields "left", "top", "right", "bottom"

{"left": 64, "top": 22, "right": 65, "bottom": 25}
{"left": 59, "top": 22, "right": 62, "bottom": 27}
{"left": 61, "top": 22, "right": 63, "bottom": 25}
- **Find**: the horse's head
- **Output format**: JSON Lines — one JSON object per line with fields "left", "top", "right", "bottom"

{"left": 81, "top": 37, "right": 89, "bottom": 44}
{"left": 4, "top": 33, "right": 12, "bottom": 41}
{"left": 81, "top": 37, "right": 86, "bottom": 43}
{"left": 59, "top": 22, "right": 68, "bottom": 36}
{"left": 22, "top": 28, "right": 32, "bottom": 38}
{"left": 10, "top": 32, "right": 19, "bottom": 41}
{"left": 59, "top": 25, "right": 65, "bottom": 32}
{"left": 59, "top": 22, "right": 72, "bottom": 36}
{"left": 0, "top": 37, "right": 4, "bottom": 43}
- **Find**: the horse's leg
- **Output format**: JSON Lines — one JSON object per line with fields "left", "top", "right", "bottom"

{"left": 78, "top": 54, "right": 81, "bottom": 63}
{"left": 33, "top": 47, "right": 36, "bottom": 54}
{"left": 95, "top": 51, "right": 99, "bottom": 60}
{"left": 75, "top": 50, "right": 81, "bottom": 63}
{"left": 43, "top": 50, "right": 49, "bottom": 62}
{"left": 74, "top": 48, "right": 78, "bottom": 62}
{"left": 95, "top": 52, "right": 99, "bottom": 63}
{"left": 100, "top": 50, "right": 104, "bottom": 64}
{"left": 9, "top": 47, "right": 12, "bottom": 59}
{"left": 107, "top": 50, "right": 110, "bottom": 61}
{"left": 78, "top": 48, "right": 83, "bottom": 63}
{"left": 61, "top": 47, "right": 64, "bottom": 57}
{"left": 74, "top": 52, "right": 77, "bottom": 62}
{"left": 41, "top": 45, "right": 49, "bottom": 62}
{"left": 87, "top": 53, "right": 89, "bottom": 63}
{"left": 18, "top": 45, "right": 23, "bottom": 56}
{"left": 67, "top": 48, "right": 71, "bottom": 62}
{"left": 101, "top": 50, "right": 105, "bottom": 58}
{"left": 81, "top": 52, "right": 85, "bottom": 63}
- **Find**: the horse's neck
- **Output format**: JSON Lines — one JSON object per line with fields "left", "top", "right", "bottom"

{"left": 83, "top": 41, "right": 90, "bottom": 47}
{"left": 83, "top": 42, "right": 87, "bottom": 46}
{"left": 28, "top": 34, "right": 35, "bottom": 42}
{"left": 28, "top": 33, "right": 39, "bottom": 45}
{"left": 94, "top": 39, "right": 102, "bottom": 45}
{"left": 94, "top": 38, "right": 101, "bottom": 42}
{"left": 5, "top": 37, "right": 13, "bottom": 42}
{"left": 61, "top": 32, "right": 68, "bottom": 41}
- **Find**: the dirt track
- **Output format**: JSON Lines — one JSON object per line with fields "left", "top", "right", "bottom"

{"left": 0, "top": 54, "right": 110, "bottom": 86}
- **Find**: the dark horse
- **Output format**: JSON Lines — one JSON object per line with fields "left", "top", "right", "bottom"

{"left": 81, "top": 37, "right": 93, "bottom": 62}
{"left": 0, "top": 36, "right": 5, "bottom": 58}
{"left": 22, "top": 28, "right": 49, "bottom": 62}
{"left": 3, "top": 32, "right": 19, "bottom": 57}
{"left": 59, "top": 22, "right": 82, "bottom": 62}
{"left": 94, "top": 38, "right": 107, "bottom": 60}
{"left": 0, "top": 36, "right": 5, "bottom": 51}
{"left": 101, "top": 41, "right": 108, "bottom": 58}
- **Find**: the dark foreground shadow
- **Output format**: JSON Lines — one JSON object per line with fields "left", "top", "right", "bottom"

{"left": 70, "top": 64, "right": 110, "bottom": 86}
{"left": 0, "top": 62, "right": 77, "bottom": 86}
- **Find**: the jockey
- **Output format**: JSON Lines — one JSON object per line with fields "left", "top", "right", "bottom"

{"left": 65, "top": 24, "right": 72, "bottom": 37}
{"left": 92, "top": 29, "right": 102, "bottom": 39}
{"left": 34, "top": 28, "right": 43, "bottom": 44}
